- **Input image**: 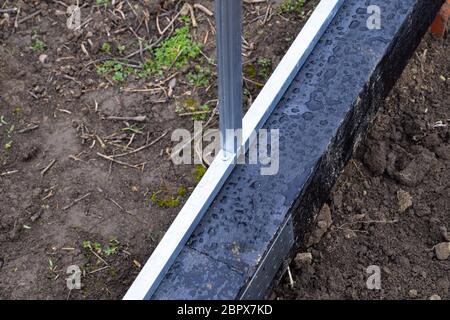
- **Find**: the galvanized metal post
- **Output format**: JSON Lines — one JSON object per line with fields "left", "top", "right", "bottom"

{"left": 215, "top": 0, "right": 243, "bottom": 156}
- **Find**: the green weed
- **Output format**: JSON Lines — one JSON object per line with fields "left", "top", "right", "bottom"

{"left": 4, "top": 141, "right": 12, "bottom": 150}
{"left": 96, "top": 60, "right": 133, "bottom": 82}
{"left": 152, "top": 26, "right": 202, "bottom": 72}
{"left": 151, "top": 192, "right": 180, "bottom": 208}
{"left": 193, "top": 104, "right": 210, "bottom": 121}
{"left": 31, "top": 38, "right": 45, "bottom": 51}
{"left": 257, "top": 57, "right": 272, "bottom": 79}
{"left": 96, "top": 26, "right": 201, "bottom": 81}
{"left": 104, "top": 237, "right": 120, "bottom": 256}
{"left": 187, "top": 65, "right": 211, "bottom": 88}
{"left": 150, "top": 186, "right": 188, "bottom": 208}
{"left": 281, "top": 0, "right": 306, "bottom": 13}
{"left": 193, "top": 164, "right": 207, "bottom": 182}
{"left": 117, "top": 44, "right": 126, "bottom": 55}
{"left": 101, "top": 42, "right": 111, "bottom": 54}
{"left": 82, "top": 237, "right": 120, "bottom": 257}
{"left": 121, "top": 124, "right": 144, "bottom": 134}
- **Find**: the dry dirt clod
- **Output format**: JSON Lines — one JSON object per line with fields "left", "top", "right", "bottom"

{"left": 408, "top": 289, "right": 418, "bottom": 298}
{"left": 395, "top": 151, "right": 435, "bottom": 187}
{"left": 429, "top": 294, "right": 442, "bottom": 300}
{"left": 307, "top": 204, "right": 332, "bottom": 247}
{"left": 440, "top": 226, "right": 450, "bottom": 242}
{"left": 363, "top": 140, "right": 387, "bottom": 175}
{"left": 38, "top": 54, "right": 47, "bottom": 64}
{"left": 294, "top": 252, "right": 313, "bottom": 268}
{"left": 434, "top": 242, "right": 450, "bottom": 260}
{"left": 397, "top": 189, "right": 413, "bottom": 213}
{"left": 434, "top": 145, "right": 450, "bottom": 160}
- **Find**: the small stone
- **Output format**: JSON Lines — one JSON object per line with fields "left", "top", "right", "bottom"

{"left": 436, "top": 277, "right": 449, "bottom": 293}
{"left": 398, "top": 256, "right": 411, "bottom": 268}
{"left": 397, "top": 189, "right": 413, "bottom": 213}
{"left": 440, "top": 226, "right": 450, "bottom": 242}
{"left": 307, "top": 204, "right": 332, "bottom": 247}
{"left": 435, "top": 242, "right": 450, "bottom": 260}
{"left": 363, "top": 141, "right": 387, "bottom": 175}
{"left": 332, "top": 191, "right": 343, "bottom": 209}
{"left": 395, "top": 151, "right": 435, "bottom": 187}
{"left": 38, "top": 54, "right": 48, "bottom": 64}
{"left": 408, "top": 289, "right": 418, "bottom": 298}
{"left": 434, "top": 145, "right": 450, "bottom": 160}
{"left": 294, "top": 252, "right": 312, "bottom": 267}
{"left": 429, "top": 294, "right": 441, "bottom": 300}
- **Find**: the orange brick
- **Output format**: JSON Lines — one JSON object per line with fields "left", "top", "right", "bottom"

{"left": 431, "top": 0, "right": 450, "bottom": 37}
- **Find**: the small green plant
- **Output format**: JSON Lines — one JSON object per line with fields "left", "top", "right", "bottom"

{"left": 121, "top": 124, "right": 144, "bottom": 134}
{"left": 7, "top": 125, "right": 15, "bottom": 137}
{"left": 151, "top": 192, "right": 180, "bottom": 208}
{"left": 257, "top": 57, "right": 272, "bottom": 79}
{"left": 96, "top": 60, "right": 133, "bottom": 82}
{"left": 176, "top": 98, "right": 211, "bottom": 121}
{"left": 31, "top": 30, "right": 45, "bottom": 51}
{"left": 12, "top": 107, "right": 22, "bottom": 117}
{"left": 31, "top": 38, "right": 45, "bottom": 51}
{"left": 281, "top": 0, "right": 306, "bottom": 13}
{"left": 187, "top": 66, "right": 211, "bottom": 88}
{"left": 117, "top": 44, "right": 126, "bottom": 55}
{"left": 179, "top": 15, "right": 191, "bottom": 25}
{"left": 193, "top": 104, "right": 210, "bottom": 121}
{"left": 177, "top": 186, "right": 187, "bottom": 197}
{"left": 96, "top": 59, "right": 116, "bottom": 74}
{"left": 4, "top": 141, "right": 12, "bottom": 150}
{"left": 150, "top": 186, "right": 188, "bottom": 208}
{"left": 244, "top": 58, "right": 272, "bottom": 80}
{"left": 193, "top": 164, "right": 207, "bottom": 182}
{"left": 48, "top": 258, "right": 57, "bottom": 272}
{"left": 101, "top": 42, "right": 111, "bottom": 54}
{"left": 112, "top": 71, "right": 125, "bottom": 82}
{"left": 82, "top": 240, "right": 102, "bottom": 254}
{"left": 176, "top": 103, "right": 210, "bottom": 121}
{"left": 104, "top": 237, "right": 120, "bottom": 256}
{"left": 96, "top": 0, "right": 109, "bottom": 5}
{"left": 243, "top": 63, "right": 257, "bottom": 78}
{"left": 153, "top": 26, "right": 202, "bottom": 72}
{"left": 83, "top": 238, "right": 120, "bottom": 257}
{"left": 137, "top": 58, "right": 158, "bottom": 78}
{"left": 95, "top": 27, "right": 201, "bottom": 81}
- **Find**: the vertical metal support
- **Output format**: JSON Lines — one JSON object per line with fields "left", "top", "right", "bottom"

{"left": 215, "top": 0, "right": 243, "bottom": 156}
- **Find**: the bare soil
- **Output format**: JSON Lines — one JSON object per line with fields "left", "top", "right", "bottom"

{"left": 274, "top": 33, "right": 450, "bottom": 300}
{"left": 0, "top": 0, "right": 318, "bottom": 299}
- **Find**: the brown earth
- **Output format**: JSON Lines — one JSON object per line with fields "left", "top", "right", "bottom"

{"left": 274, "top": 32, "right": 450, "bottom": 300}
{"left": 0, "top": 0, "right": 318, "bottom": 299}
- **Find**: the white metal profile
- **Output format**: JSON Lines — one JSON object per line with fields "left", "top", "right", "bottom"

{"left": 124, "top": 0, "right": 345, "bottom": 300}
